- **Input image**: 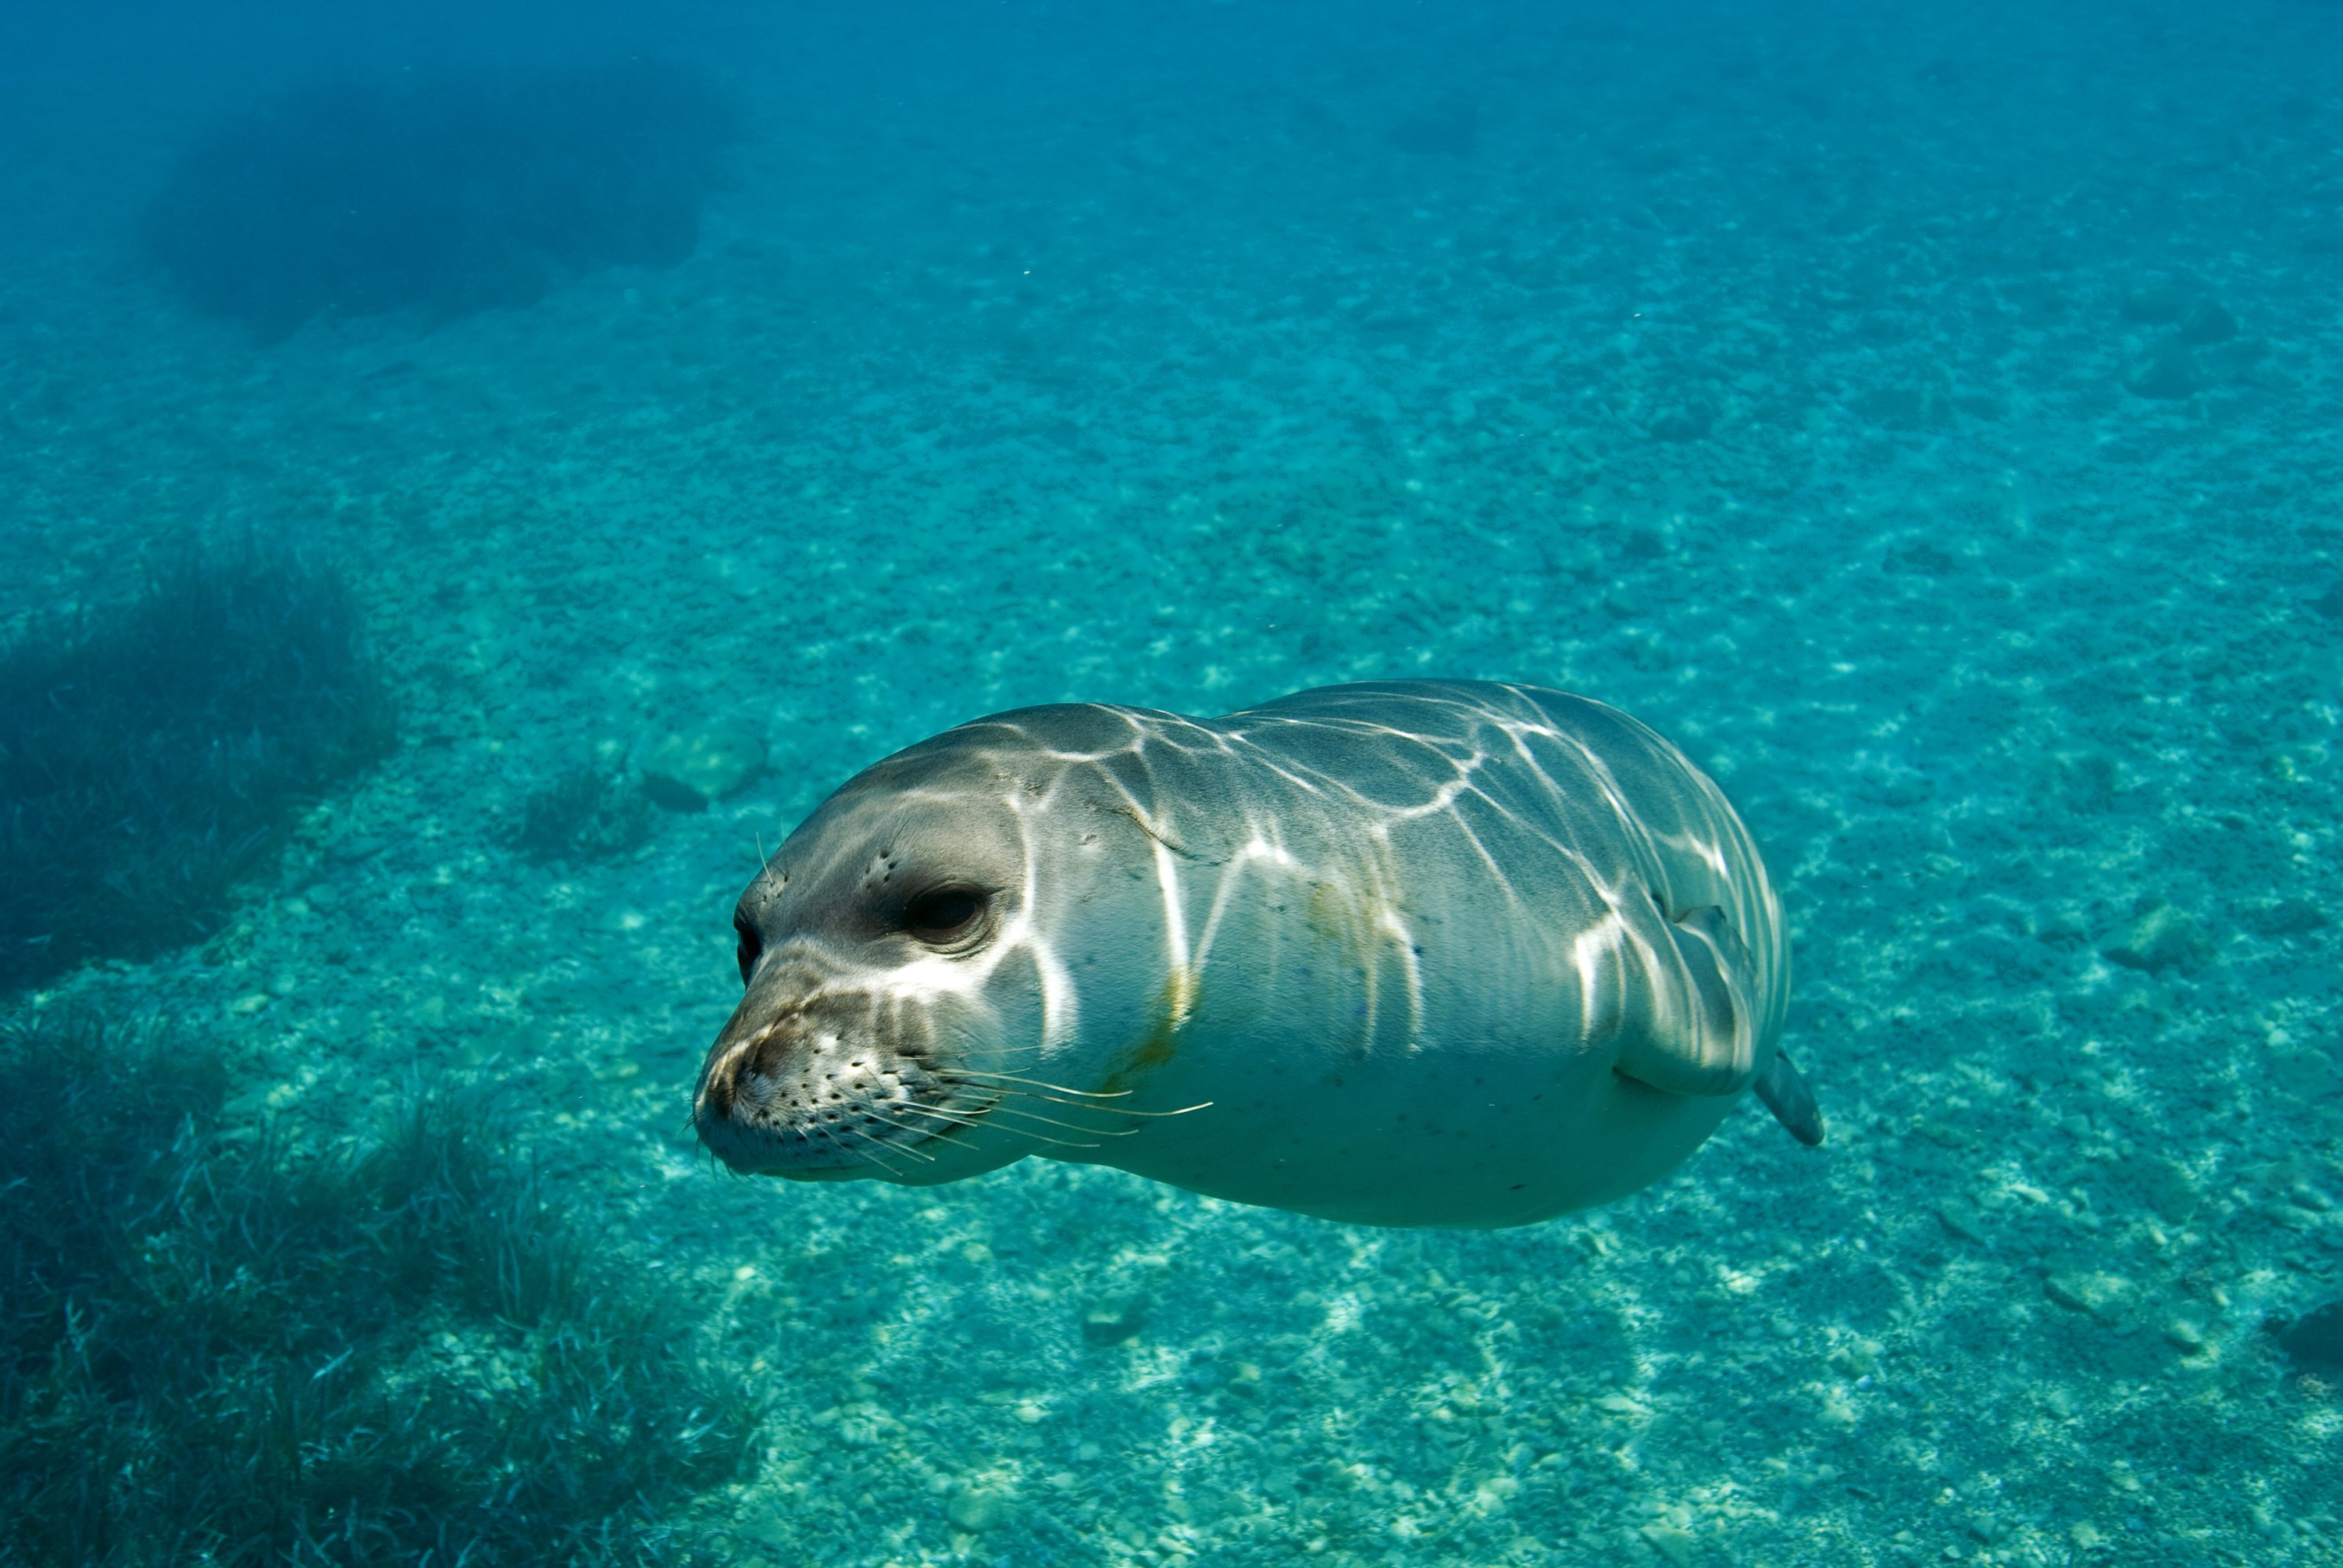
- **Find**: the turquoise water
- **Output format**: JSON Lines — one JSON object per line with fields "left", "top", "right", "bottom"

{"left": 5, "top": 0, "right": 2342, "bottom": 1562}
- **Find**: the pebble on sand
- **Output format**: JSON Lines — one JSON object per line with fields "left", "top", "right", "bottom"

{"left": 947, "top": 1488, "right": 1018, "bottom": 1531}
{"left": 2102, "top": 903, "right": 2213, "bottom": 975}
{"left": 1639, "top": 1523, "right": 1698, "bottom": 1566}
{"left": 2044, "top": 1270, "right": 2138, "bottom": 1321}
{"left": 640, "top": 720, "right": 769, "bottom": 811}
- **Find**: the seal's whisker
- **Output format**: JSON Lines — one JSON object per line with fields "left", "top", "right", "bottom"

{"left": 943, "top": 1069, "right": 1136, "bottom": 1099}
{"left": 887, "top": 1100, "right": 988, "bottom": 1131}
{"left": 893, "top": 1101, "right": 1103, "bottom": 1151}
{"left": 933, "top": 1082, "right": 1125, "bottom": 1129}
{"left": 851, "top": 1110, "right": 946, "bottom": 1158}
{"left": 892, "top": 1106, "right": 1009, "bottom": 1143}
{"left": 811, "top": 1121, "right": 902, "bottom": 1177}
{"left": 984, "top": 1124, "right": 1107, "bottom": 1151}
{"left": 809, "top": 1124, "right": 877, "bottom": 1170}
{"left": 943, "top": 1078, "right": 1134, "bottom": 1110}
{"left": 965, "top": 1100, "right": 1140, "bottom": 1139}
{"left": 975, "top": 1085, "right": 1213, "bottom": 1118}
{"left": 952, "top": 1045, "right": 1050, "bottom": 1064}
{"left": 943, "top": 1075, "right": 1214, "bottom": 1120}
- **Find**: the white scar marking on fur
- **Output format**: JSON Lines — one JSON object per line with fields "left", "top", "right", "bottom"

{"left": 1193, "top": 835, "right": 1300, "bottom": 968}
{"left": 1334, "top": 821, "right": 1423, "bottom": 1050}
{"left": 1383, "top": 767, "right": 1477, "bottom": 824}
{"left": 1010, "top": 786, "right": 1080, "bottom": 1053}
{"left": 1652, "top": 827, "right": 1731, "bottom": 881}
{"left": 870, "top": 952, "right": 985, "bottom": 1000}
{"left": 1379, "top": 905, "right": 1427, "bottom": 1048}
{"left": 1571, "top": 907, "right": 1629, "bottom": 1041}
{"left": 1151, "top": 837, "right": 1197, "bottom": 1025}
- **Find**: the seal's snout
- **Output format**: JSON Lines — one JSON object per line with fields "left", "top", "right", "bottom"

{"left": 693, "top": 976, "right": 952, "bottom": 1178}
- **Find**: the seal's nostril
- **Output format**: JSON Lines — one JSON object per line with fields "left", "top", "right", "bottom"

{"left": 744, "top": 1033, "right": 804, "bottom": 1082}
{"left": 701, "top": 1061, "right": 736, "bottom": 1120}
{"left": 695, "top": 971, "right": 962, "bottom": 1178}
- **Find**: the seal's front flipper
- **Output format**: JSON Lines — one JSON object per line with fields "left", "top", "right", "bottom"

{"left": 1755, "top": 1050, "right": 1824, "bottom": 1146}
{"left": 1615, "top": 903, "right": 1756, "bottom": 1098}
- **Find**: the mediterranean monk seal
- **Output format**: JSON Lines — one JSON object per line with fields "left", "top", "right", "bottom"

{"left": 692, "top": 680, "right": 1821, "bottom": 1228}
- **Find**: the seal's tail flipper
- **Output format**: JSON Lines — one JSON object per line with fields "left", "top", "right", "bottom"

{"left": 1755, "top": 1051, "right": 1825, "bottom": 1146}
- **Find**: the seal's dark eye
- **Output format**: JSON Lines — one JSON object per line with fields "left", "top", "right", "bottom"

{"left": 904, "top": 886, "right": 986, "bottom": 943}
{"left": 733, "top": 911, "right": 762, "bottom": 985}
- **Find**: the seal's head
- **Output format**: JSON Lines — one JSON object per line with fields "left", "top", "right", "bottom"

{"left": 691, "top": 707, "right": 1170, "bottom": 1185}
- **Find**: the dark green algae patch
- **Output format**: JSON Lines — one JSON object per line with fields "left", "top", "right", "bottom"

{"left": 2271, "top": 1299, "right": 2343, "bottom": 1377}
{"left": 0, "top": 540, "right": 392, "bottom": 994}
{"left": 0, "top": 1011, "right": 759, "bottom": 1566}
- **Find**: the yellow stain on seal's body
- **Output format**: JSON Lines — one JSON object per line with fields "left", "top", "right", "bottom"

{"left": 1097, "top": 968, "right": 1197, "bottom": 1096}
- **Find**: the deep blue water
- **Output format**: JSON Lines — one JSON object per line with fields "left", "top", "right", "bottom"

{"left": 4, "top": 1, "right": 2342, "bottom": 1563}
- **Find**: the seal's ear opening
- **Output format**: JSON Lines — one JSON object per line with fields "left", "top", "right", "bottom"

{"left": 0, "top": 537, "right": 390, "bottom": 992}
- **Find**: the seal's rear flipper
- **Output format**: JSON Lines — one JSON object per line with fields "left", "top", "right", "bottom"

{"left": 1755, "top": 1051, "right": 1824, "bottom": 1146}
{"left": 1616, "top": 903, "right": 1758, "bottom": 1097}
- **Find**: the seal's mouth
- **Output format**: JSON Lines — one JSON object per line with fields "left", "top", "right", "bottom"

{"left": 691, "top": 953, "right": 1180, "bottom": 1185}
{"left": 694, "top": 1060, "right": 971, "bottom": 1179}
{"left": 692, "top": 990, "right": 973, "bottom": 1179}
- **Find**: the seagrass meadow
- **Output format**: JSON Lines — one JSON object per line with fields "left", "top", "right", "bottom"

{"left": 3, "top": 1, "right": 2342, "bottom": 1563}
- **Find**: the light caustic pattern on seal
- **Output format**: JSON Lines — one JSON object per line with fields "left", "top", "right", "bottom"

{"left": 693, "top": 680, "right": 1821, "bottom": 1228}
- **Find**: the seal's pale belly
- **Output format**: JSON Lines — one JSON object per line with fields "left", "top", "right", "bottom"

{"left": 1107, "top": 1025, "right": 1731, "bottom": 1228}
{"left": 694, "top": 680, "right": 1821, "bottom": 1228}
